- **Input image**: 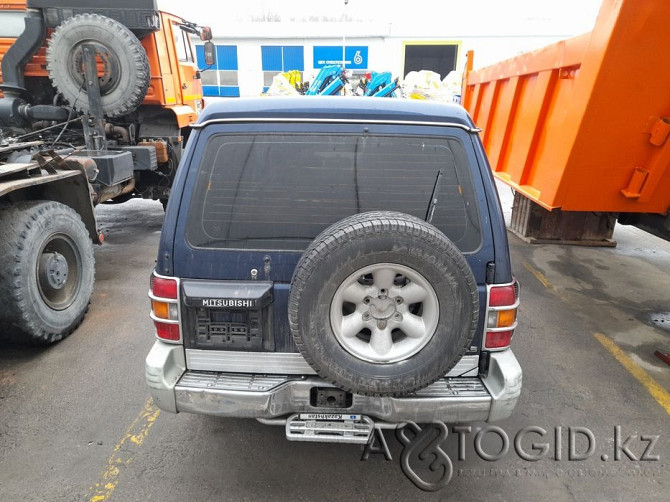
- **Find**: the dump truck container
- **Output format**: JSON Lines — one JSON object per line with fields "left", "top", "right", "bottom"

{"left": 462, "top": 0, "right": 670, "bottom": 243}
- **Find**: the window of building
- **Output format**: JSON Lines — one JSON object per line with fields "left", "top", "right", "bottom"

{"left": 404, "top": 43, "right": 459, "bottom": 79}
{"left": 196, "top": 44, "right": 240, "bottom": 97}
{"left": 261, "top": 46, "right": 304, "bottom": 92}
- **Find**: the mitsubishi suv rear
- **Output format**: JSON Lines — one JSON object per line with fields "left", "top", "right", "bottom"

{"left": 145, "top": 96, "right": 521, "bottom": 443}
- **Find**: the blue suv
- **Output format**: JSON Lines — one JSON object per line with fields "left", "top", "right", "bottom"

{"left": 146, "top": 96, "right": 521, "bottom": 443}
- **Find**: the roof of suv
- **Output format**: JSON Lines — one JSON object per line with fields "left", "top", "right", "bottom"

{"left": 195, "top": 96, "right": 477, "bottom": 130}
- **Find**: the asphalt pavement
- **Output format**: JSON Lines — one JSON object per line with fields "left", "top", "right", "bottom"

{"left": 0, "top": 195, "right": 668, "bottom": 501}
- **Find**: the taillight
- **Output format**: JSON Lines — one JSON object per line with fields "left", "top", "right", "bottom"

{"left": 155, "top": 322, "right": 180, "bottom": 341}
{"left": 485, "top": 280, "right": 519, "bottom": 350}
{"left": 152, "top": 276, "right": 178, "bottom": 298}
{"left": 149, "top": 272, "right": 181, "bottom": 342}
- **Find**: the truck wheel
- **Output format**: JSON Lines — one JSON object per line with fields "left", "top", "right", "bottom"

{"left": 0, "top": 201, "right": 95, "bottom": 344}
{"left": 289, "top": 211, "right": 479, "bottom": 396}
{"left": 46, "top": 13, "right": 150, "bottom": 117}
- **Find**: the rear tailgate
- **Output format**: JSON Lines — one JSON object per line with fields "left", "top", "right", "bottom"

{"left": 171, "top": 121, "right": 498, "bottom": 367}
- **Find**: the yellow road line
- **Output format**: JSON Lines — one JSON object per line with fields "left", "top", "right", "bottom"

{"left": 594, "top": 332, "right": 670, "bottom": 415}
{"left": 522, "top": 261, "right": 552, "bottom": 289}
{"left": 89, "top": 398, "right": 161, "bottom": 502}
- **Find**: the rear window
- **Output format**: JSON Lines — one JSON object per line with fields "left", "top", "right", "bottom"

{"left": 186, "top": 133, "right": 482, "bottom": 252}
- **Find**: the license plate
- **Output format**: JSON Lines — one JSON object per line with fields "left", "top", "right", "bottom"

{"left": 299, "top": 413, "right": 361, "bottom": 421}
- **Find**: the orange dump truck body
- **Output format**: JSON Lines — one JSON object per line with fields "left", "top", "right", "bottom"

{"left": 463, "top": 0, "right": 670, "bottom": 216}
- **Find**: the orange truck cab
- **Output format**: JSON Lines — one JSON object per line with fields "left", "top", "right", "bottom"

{"left": 141, "top": 9, "right": 203, "bottom": 128}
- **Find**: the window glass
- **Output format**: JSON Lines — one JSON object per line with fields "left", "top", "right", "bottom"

{"left": 174, "top": 26, "right": 193, "bottom": 62}
{"left": 200, "top": 70, "right": 218, "bottom": 86}
{"left": 218, "top": 70, "right": 239, "bottom": 86}
{"left": 263, "top": 71, "right": 277, "bottom": 87}
{"left": 187, "top": 134, "right": 481, "bottom": 252}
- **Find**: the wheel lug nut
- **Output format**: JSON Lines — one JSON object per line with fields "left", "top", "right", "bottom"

{"left": 362, "top": 312, "right": 371, "bottom": 320}
{"left": 395, "top": 297, "right": 403, "bottom": 304}
{"left": 363, "top": 297, "right": 371, "bottom": 304}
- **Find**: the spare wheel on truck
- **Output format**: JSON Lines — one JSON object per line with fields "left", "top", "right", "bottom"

{"left": 288, "top": 211, "right": 479, "bottom": 396}
{"left": 46, "top": 13, "right": 150, "bottom": 117}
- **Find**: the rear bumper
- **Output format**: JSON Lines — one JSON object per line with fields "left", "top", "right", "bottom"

{"left": 145, "top": 341, "right": 522, "bottom": 423}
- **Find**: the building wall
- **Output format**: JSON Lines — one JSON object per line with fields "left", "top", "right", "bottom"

{"left": 196, "top": 32, "right": 579, "bottom": 98}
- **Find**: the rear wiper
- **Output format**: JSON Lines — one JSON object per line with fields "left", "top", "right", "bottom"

{"left": 425, "top": 169, "right": 443, "bottom": 223}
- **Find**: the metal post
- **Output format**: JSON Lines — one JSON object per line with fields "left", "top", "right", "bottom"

{"left": 342, "top": 0, "right": 348, "bottom": 70}
{"left": 81, "top": 44, "right": 107, "bottom": 151}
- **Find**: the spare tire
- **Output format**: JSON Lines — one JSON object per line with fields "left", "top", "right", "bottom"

{"left": 46, "top": 13, "right": 150, "bottom": 117}
{"left": 289, "top": 211, "right": 479, "bottom": 396}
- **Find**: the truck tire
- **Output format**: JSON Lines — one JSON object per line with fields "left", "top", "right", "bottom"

{"left": 289, "top": 211, "right": 479, "bottom": 396}
{"left": 0, "top": 201, "right": 95, "bottom": 344}
{"left": 46, "top": 13, "right": 150, "bottom": 117}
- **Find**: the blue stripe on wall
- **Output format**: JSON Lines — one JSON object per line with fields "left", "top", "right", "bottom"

{"left": 202, "top": 85, "right": 219, "bottom": 97}
{"left": 196, "top": 44, "right": 238, "bottom": 70}
{"left": 261, "top": 46, "right": 283, "bottom": 71}
{"left": 216, "top": 46, "right": 238, "bottom": 70}
{"left": 282, "top": 46, "right": 304, "bottom": 71}
{"left": 219, "top": 87, "right": 240, "bottom": 97}
{"left": 195, "top": 45, "right": 207, "bottom": 69}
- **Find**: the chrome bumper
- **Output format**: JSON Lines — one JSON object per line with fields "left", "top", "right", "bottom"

{"left": 145, "top": 341, "right": 522, "bottom": 423}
